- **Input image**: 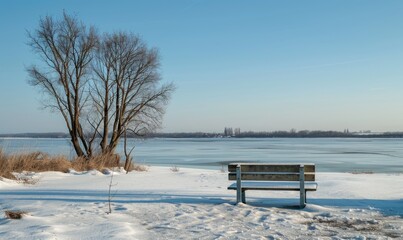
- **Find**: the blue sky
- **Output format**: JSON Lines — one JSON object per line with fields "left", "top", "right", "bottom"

{"left": 1, "top": 0, "right": 403, "bottom": 133}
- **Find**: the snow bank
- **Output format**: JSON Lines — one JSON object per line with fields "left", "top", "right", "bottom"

{"left": 0, "top": 167, "right": 402, "bottom": 239}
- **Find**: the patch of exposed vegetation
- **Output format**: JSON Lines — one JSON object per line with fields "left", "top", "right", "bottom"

{"left": 0, "top": 148, "right": 144, "bottom": 180}
{"left": 5, "top": 210, "right": 27, "bottom": 219}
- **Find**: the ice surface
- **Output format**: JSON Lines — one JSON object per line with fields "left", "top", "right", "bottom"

{"left": 2, "top": 138, "right": 403, "bottom": 173}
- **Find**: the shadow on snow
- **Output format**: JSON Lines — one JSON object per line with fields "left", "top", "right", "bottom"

{"left": 0, "top": 189, "right": 402, "bottom": 218}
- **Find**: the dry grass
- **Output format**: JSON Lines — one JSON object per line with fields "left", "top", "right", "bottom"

{"left": 0, "top": 149, "right": 71, "bottom": 180}
{"left": 14, "top": 174, "right": 41, "bottom": 185}
{"left": 130, "top": 163, "right": 149, "bottom": 172}
{"left": 0, "top": 148, "right": 122, "bottom": 180}
{"left": 70, "top": 153, "right": 120, "bottom": 172}
{"left": 170, "top": 165, "right": 180, "bottom": 172}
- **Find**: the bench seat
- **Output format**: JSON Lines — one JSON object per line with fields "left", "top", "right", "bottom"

{"left": 228, "top": 181, "right": 318, "bottom": 191}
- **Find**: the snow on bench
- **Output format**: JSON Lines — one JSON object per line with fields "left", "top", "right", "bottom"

{"left": 227, "top": 163, "right": 318, "bottom": 208}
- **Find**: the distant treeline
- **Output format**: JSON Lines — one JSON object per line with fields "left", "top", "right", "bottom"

{"left": 150, "top": 131, "right": 403, "bottom": 138}
{"left": 2, "top": 131, "right": 403, "bottom": 138}
{"left": 0, "top": 132, "right": 68, "bottom": 138}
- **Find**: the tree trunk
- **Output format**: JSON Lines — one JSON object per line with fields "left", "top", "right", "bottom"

{"left": 107, "top": 141, "right": 119, "bottom": 155}
{"left": 124, "top": 157, "right": 131, "bottom": 172}
{"left": 71, "top": 135, "right": 85, "bottom": 157}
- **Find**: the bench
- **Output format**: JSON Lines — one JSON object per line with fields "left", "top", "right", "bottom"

{"left": 227, "top": 163, "right": 317, "bottom": 208}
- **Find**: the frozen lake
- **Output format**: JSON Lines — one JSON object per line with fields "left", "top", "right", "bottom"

{"left": 1, "top": 137, "right": 403, "bottom": 173}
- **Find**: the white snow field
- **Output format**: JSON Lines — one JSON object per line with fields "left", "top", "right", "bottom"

{"left": 0, "top": 167, "right": 402, "bottom": 239}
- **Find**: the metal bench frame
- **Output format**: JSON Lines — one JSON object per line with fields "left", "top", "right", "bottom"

{"left": 228, "top": 163, "right": 317, "bottom": 208}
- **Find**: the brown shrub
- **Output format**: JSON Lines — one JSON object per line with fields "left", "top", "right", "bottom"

{"left": 5, "top": 210, "right": 27, "bottom": 219}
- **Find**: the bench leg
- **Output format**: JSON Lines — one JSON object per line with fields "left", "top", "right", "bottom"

{"left": 242, "top": 190, "right": 246, "bottom": 204}
{"left": 299, "top": 165, "right": 306, "bottom": 208}
{"left": 236, "top": 188, "right": 242, "bottom": 203}
{"left": 236, "top": 164, "right": 242, "bottom": 204}
{"left": 299, "top": 188, "right": 306, "bottom": 208}
{"left": 305, "top": 190, "right": 307, "bottom": 203}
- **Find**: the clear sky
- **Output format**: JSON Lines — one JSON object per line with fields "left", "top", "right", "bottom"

{"left": 1, "top": 0, "right": 403, "bottom": 133}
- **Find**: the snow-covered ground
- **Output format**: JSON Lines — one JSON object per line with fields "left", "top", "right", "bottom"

{"left": 1, "top": 167, "right": 402, "bottom": 239}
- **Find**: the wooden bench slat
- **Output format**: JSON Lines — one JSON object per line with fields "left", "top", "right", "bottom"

{"left": 228, "top": 164, "right": 315, "bottom": 173}
{"left": 227, "top": 181, "right": 318, "bottom": 191}
{"left": 228, "top": 173, "right": 315, "bottom": 181}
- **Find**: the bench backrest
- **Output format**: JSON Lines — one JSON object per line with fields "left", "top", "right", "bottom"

{"left": 228, "top": 163, "right": 316, "bottom": 181}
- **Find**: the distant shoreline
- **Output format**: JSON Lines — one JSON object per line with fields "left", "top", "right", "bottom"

{"left": 2, "top": 131, "right": 403, "bottom": 138}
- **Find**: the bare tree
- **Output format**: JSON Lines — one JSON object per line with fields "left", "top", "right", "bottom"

{"left": 28, "top": 13, "right": 174, "bottom": 161}
{"left": 92, "top": 33, "right": 174, "bottom": 157}
{"left": 27, "top": 13, "right": 98, "bottom": 158}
